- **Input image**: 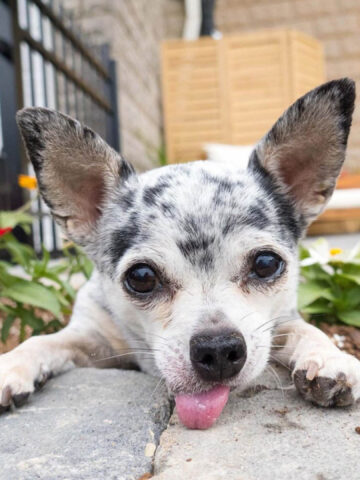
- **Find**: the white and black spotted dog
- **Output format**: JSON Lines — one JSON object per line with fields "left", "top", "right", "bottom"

{"left": 1, "top": 78, "right": 359, "bottom": 429}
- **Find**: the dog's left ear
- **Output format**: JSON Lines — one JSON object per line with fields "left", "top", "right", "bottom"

{"left": 248, "top": 78, "right": 355, "bottom": 225}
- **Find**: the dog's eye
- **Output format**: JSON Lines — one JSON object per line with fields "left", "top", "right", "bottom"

{"left": 125, "top": 264, "right": 159, "bottom": 294}
{"left": 252, "top": 252, "right": 284, "bottom": 279}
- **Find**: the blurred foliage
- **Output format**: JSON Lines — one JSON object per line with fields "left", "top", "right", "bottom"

{"left": 299, "top": 239, "right": 360, "bottom": 328}
{"left": 135, "top": 129, "right": 167, "bottom": 166}
{"left": 0, "top": 207, "right": 93, "bottom": 344}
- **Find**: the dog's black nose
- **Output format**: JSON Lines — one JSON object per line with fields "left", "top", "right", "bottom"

{"left": 190, "top": 330, "right": 247, "bottom": 382}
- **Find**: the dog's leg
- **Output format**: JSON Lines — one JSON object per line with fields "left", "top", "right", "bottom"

{"left": 272, "top": 317, "right": 360, "bottom": 406}
{"left": 0, "top": 279, "right": 131, "bottom": 411}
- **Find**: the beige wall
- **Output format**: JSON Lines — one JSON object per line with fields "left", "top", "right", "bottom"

{"left": 64, "top": 0, "right": 172, "bottom": 171}
{"left": 165, "top": 0, "right": 360, "bottom": 172}
{"left": 215, "top": 0, "right": 360, "bottom": 172}
{"left": 65, "top": 0, "right": 360, "bottom": 172}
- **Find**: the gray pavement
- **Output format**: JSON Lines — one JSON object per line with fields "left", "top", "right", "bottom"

{"left": 0, "top": 368, "right": 172, "bottom": 480}
{"left": 153, "top": 366, "right": 360, "bottom": 480}
{"left": 1, "top": 365, "right": 360, "bottom": 480}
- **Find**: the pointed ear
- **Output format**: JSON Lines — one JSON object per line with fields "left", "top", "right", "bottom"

{"left": 248, "top": 78, "right": 355, "bottom": 227}
{"left": 16, "top": 107, "right": 135, "bottom": 245}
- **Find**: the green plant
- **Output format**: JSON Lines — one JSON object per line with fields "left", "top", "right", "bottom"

{"left": 299, "top": 239, "right": 360, "bottom": 327}
{"left": 0, "top": 207, "right": 93, "bottom": 344}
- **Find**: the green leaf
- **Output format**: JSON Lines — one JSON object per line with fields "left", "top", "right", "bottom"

{"left": 81, "top": 256, "right": 93, "bottom": 279}
{"left": 1, "top": 314, "right": 16, "bottom": 342}
{"left": 338, "top": 272, "right": 360, "bottom": 286}
{"left": 45, "top": 318, "right": 64, "bottom": 332}
{"left": 337, "top": 310, "right": 360, "bottom": 327}
{"left": 21, "top": 310, "right": 45, "bottom": 331}
{"left": 343, "top": 287, "right": 360, "bottom": 309}
{"left": 301, "top": 298, "right": 333, "bottom": 315}
{"left": 299, "top": 244, "right": 310, "bottom": 260}
{"left": 300, "top": 264, "right": 333, "bottom": 283}
{"left": 0, "top": 210, "right": 33, "bottom": 229}
{"left": 297, "top": 281, "right": 334, "bottom": 310}
{"left": 4, "top": 235, "right": 35, "bottom": 269}
{"left": 1, "top": 278, "right": 61, "bottom": 316}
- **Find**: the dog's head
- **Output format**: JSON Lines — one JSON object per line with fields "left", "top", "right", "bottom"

{"left": 17, "top": 79, "right": 355, "bottom": 428}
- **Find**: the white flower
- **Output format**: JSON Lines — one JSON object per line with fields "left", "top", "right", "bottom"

{"left": 299, "top": 238, "right": 360, "bottom": 273}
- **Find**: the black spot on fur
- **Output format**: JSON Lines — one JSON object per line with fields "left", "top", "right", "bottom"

{"left": 119, "top": 158, "right": 135, "bottom": 181}
{"left": 295, "top": 97, "right": 305, "bottom": 117}
{"left": 110, "top": 213, "right": 143, "bottom": 264}
{"left": 161, "top": 202, "right": 176, "bottom": 217}
{"left": 222, "top": 218, "right": 234, "bottom": 235}
{"left": 245, "top": 206, "right": 270, "bottom": 229}
{"left": 118, "top": 191, "right": 135, "bottom": 210}
{"left": 221, "top": 207, "right": 269, "bottom": 235}
{"left": 248, "top": 151, "right": 303, "bottom": 241}
{"left": 177, "top": 235, "right": 215, "bottom": 270}
{"left": 181, "top": 214, "right": 199, "bottom": 236}
{"left": 17, "top": 112, "right": 46, "bottom": 171}
{"left": 314, "top": 78, "right": 355, "bottom": 146}
{"left": 83, "top": 125, "right": 96, "bottom": 139}
{"left": 216, "top": 179, "right": 234, "bottom": 194}
{"left": 143, "top": 181, "right": 170, "bottom": 206}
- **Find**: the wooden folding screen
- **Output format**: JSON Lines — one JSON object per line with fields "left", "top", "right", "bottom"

{"left": 162, "top": 30, "right": 325, "bottom": 163}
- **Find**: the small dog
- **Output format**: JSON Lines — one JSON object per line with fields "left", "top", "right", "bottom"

{"left": 1, "top": 78, "right": 359, "bottom": 429}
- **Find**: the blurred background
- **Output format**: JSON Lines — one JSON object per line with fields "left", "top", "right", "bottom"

{"left": 1, "top": 0, "right": 360, "bottom": 252}
{"left": 1, "top": 0, "right": 360, "bottom": 356}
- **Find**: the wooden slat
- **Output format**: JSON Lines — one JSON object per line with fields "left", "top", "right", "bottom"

{"left": 162, "top": 29, "right": 325, "bottom": 164}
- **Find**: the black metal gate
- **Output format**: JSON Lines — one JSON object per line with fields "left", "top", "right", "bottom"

{"left": 0, "top": 0, "right": 120, "bottom": 252}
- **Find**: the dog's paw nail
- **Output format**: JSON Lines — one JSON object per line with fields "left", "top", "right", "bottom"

{"left": 0, "top": 405, "right": 10, "bottom": 414}
{"left": 1, "top": 385, "right": 12, "bottom": 406}
{"left": 305, "top": 360, "right": 319, "bottom": 381}
{"left": 34, "top": 372, "right": 50, "bottom": 390}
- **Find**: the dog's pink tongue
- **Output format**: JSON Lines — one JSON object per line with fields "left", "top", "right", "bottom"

{"left": 175, "top": 385, "right": 230, "bottom": 430}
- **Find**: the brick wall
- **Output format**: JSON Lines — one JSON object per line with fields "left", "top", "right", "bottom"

{"left": 217, "top": 0, "right": 360, "bottom": 171}
{"left": 63, "top": 0, "right": 169, "bottom": 171}
{"left": 65, "top": 0, "right": 360, "bottom": 172}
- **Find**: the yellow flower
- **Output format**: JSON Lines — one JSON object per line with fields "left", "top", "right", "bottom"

{"left": 18, "top": 174, "right": 37, "bottom": 190}
{"left": 329, "top": 247, "right": 343, "bottom": 256}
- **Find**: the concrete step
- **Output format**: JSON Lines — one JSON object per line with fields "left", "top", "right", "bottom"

{"left": 0, "top": 368, "right": 172, "bottom": 480}
{"left": 153, "top": 366, "right": 360, "bottom": 480}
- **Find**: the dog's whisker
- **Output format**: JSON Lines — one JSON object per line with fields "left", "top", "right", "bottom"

{"left": 265, "top": 364, "right": 286, "bottom": 402}
{"left": 149, "top": 376, "right": 166, "bottom": 402}
{"left": 94, "top": 351, "right": 157, "bottom": 363}
{"left": 129, "top": 339, "right": 166, "bottom": 348}
{"left": 239, "top": 311, "right": 257, "bottom": 323}
{"left": 257, "top": 345, "right": 293, "bottom": 349}
{"left": 268, "top": 354, "right": 291, "bottom": 371}
{"left": 261, "top": 317, "right": 295, "bottom": 334}
{"left": 254, "top": 314, "right": 293, "bottom": 333}
{"left": 271, "top": 333, "right": 294, "bottom": 338}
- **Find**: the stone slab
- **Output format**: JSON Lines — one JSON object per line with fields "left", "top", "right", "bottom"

{"left": 0, "top": 368, "right": 172, "bottom": 480}
{"left": 153, "top": 366, "right": 360, "bottom": 480}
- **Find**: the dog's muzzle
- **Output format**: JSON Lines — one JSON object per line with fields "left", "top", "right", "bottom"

{"left": 190, "top": 329, "right": 247, "bottom": 382}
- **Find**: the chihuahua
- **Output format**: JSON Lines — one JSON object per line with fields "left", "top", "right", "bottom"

{"left": 0, "top": 78, "right": 359, "bottom": 429}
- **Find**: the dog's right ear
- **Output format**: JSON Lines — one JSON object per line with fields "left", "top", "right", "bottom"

{"left": 17, "top": 108, "right": 135, "bottom": 245}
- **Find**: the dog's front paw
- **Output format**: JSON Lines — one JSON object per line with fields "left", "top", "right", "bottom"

{"left": 0, "top": 349, "right": 49, "bottom": 412}
{"left": 292, "top": 350, "right": 360, "bottom": 407}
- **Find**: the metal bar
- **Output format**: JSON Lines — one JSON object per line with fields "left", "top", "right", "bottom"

{"left": 49, "top": 0, "right": 58, "bottom": 251}
{"left": 108, "top": 58, "right": 120, "bottom": 152}
{"left": 18, "top": 27, "right": 112, "bottom": 112}
{"left": 10, "top": 0, "right": 25, "bottom": 123}
{"left": 28, "top": 0, "right": 109, "bottom": 80}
